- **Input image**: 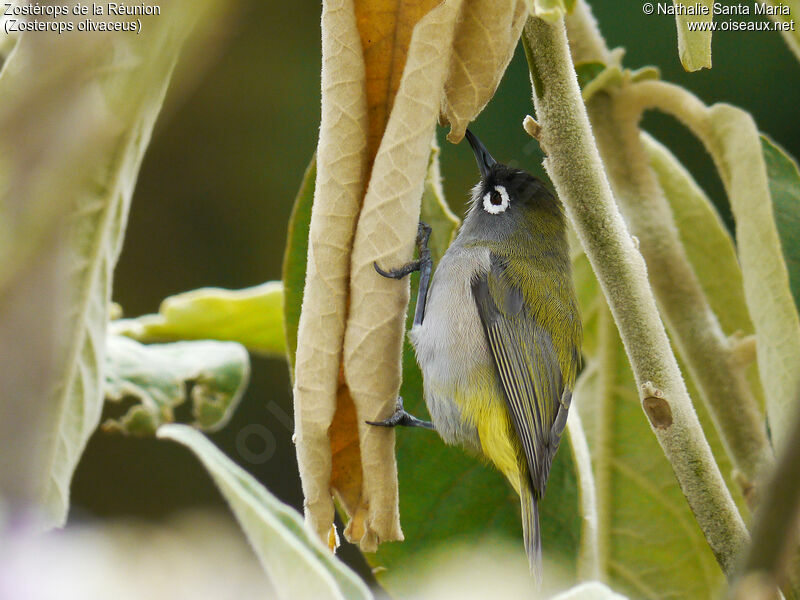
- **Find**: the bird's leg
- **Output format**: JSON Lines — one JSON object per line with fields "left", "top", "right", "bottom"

{"left": 373, "top": 222, "right": 433, "bottom": 326}
{"left": 366, "top": 396, "right": 435, "bottom": 430}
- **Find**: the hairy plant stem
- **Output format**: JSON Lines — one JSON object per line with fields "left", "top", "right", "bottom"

{"left": 522, "top": 15, "right": 748, "bottom": 575}
{"left": 567, "top": 406, "right": 601, "bottom": 580}
{"left": 563, "top": 0, "right": 608, "bottom": 64}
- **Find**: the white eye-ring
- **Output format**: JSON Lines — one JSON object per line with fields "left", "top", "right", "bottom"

{"left": 482, "top": 185, "right": 510, "bottom": 214}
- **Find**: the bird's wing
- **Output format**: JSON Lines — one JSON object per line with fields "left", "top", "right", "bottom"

{"left": 471, "top": 254, "right": 570, "bottom": 497}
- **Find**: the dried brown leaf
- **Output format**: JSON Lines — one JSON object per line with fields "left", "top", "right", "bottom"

{"left": 443, "top": 0, "right": 527, "bottom": 142}
{"left": 297, "top": 0, "right": 516, "bottom": 552}
{"left": 354, "top": 0, "right": 442, "bottom": 160}
{"left": 293, "top": 0, "right": 369, "bottom": 542}
{"left": 343, "top": 0, "right": 464, "bottom": 551}
{"left": 329, "top": 371, "right": 363, "bottom": 522}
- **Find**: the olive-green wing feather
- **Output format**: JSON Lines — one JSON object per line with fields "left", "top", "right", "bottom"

{"left": 471, "top": 255, "right": 571, "bottom": 498}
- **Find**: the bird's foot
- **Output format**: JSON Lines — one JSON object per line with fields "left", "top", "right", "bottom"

{"left": 366, "top": 397, "right": 434, "bottom": 430}
{"left": 373, "top": 259, "right": 421, "bottom": 280}
{"left": 373, "top": 222, "right": 432, "bottom": 280}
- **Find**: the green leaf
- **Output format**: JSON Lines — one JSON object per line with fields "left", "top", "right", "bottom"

{"left": 157, "top": 424, "right": 373, "bottom": 600}
{"left": 282, "top": 155, "right": 316, "bottom": 373}
{"left": 112, "top": 282, "right": 285, "bottom": 357}
{"left": 705, "top": 105, "right": 800, "bottom": 452}
{"left": 575, "top": 62, "right": 606, "bottom": 91}
{"left": 524, "top": 0, "right": 574, "bottom": 23}
{"left": 761, "top": 135, "right": 800, "bottom": 313}
{"left": 573, "top": 52, "right": 658, "bottom": 104}
{"left": 103, "top": 335, "right": 250, "bottom": 436}
{"left": 763, "top": 0, "right": 800, "bottom": 63}
{"left": 573, "top": 50, "right": 631, "bottom": 103}
{"left": 573, "top": 254, "right": 725, "bottom": 599}
{"left": 644, "top": 134, "right": 752, "bottom": 338}
{"left": 552, "top": 582, "right": 629, "bottom": 600}
{"left": 0, "top": 3, "right": 201, "bottom": 528}
{"left": 672, "top": 0, "right": 713, "bottom": 71}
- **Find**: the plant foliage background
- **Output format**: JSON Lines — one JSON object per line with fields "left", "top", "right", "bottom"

{"left": 7, "top": 0, "right": 797, "bottom": 595}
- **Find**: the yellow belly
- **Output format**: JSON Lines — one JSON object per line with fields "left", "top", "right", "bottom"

{"left": 456, "top": 375, "right": 524, "bottom": 495}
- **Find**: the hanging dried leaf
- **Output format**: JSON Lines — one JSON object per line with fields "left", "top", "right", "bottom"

{"left": 295, "top": 0, "right": 527, "bottom": 552}
{"left": 292, "top": 0, "right": 370, "bottom": 544}
{"left": 342, "top": 0, "right": 464, "bottom": 551}
{"left": 443, "top": 0, "right": 527, "bottom": 142}
{"left": 354, "top": 0, "right": 443, "bottom": 160}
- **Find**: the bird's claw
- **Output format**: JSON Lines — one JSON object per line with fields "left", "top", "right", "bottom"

{"left": 366, "top": 397, "right": 434, "bottom": 430}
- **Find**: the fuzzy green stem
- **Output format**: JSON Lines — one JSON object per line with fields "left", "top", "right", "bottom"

{"left": 622, "top": 79, "right": 711, "bottom": 138}
{"left": 567, "top": 406, "right": 601, "bottom": 581}
{"left": 563, "top": 0, "right": 609, "bottom": 64}
{"left": 522, "top": 15, "right": 748, "bottom": 575}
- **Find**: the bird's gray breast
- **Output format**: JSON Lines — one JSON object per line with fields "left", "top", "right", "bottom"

{"left": 409, "top": 244, "right": 493, "bottom": 451}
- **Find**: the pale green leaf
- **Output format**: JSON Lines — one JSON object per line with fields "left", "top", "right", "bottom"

{"left": 706, "top": 105, "right": 800, "bottom": 452}
{"left": 574, "top": 50, "right": 654, "bottom": 103}
{"left": 0, "top": 3, "right": 203, "bottom": 528}
{"left": 574, "top": 254, "right": 724, "bottom": 599}
{"left": 524, "top": 0, "right": 574, "bottom": 23}
{"left": 644, "top": 133, "right": 751, "bottom": 337}
{"left": 575, "top": 61, "right": 606, "bottom": 90}
{"left": 552, "top": 582, "right": 630, "bottom": 600}
{"left": 157, "top": 424, "right": 373, "bottom": 600}
{"left": 103, "top": 335, "right": 249, "bottom": 436}
{"left": 761, "top": 135, "right": 800, "bottom": 313}
{"left": 112, "top": 282, "right": 285, "bottom": 357}
{"left": 763, "top": 0, "right": 800, "bottom": 63}
{"left": 672, "top": 0, "right": 713, "bottom": 71}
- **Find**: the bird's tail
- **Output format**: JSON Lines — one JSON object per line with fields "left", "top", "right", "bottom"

{"left": 520, "top": 482, "right": 542, "bottom": 585}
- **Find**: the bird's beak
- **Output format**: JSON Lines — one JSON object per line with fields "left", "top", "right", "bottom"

{"left": 464, "top": 129, "right": 497, "bottom": 179}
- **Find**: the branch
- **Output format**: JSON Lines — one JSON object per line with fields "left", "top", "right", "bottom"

{"left": 522, "top": 15, "right": 748, "bottom": 575}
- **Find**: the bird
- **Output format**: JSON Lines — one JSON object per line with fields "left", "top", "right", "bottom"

{"left": 369, "top": 129, "right": 582, "bottom": 581}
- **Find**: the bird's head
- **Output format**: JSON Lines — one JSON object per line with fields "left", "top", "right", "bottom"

{"left": 461, "top": 129, "right": 563, "bottom": 244}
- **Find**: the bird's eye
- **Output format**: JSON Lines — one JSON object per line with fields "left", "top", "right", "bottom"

{"left": 482, "top": 185, "right": 510, "bottom": 214}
